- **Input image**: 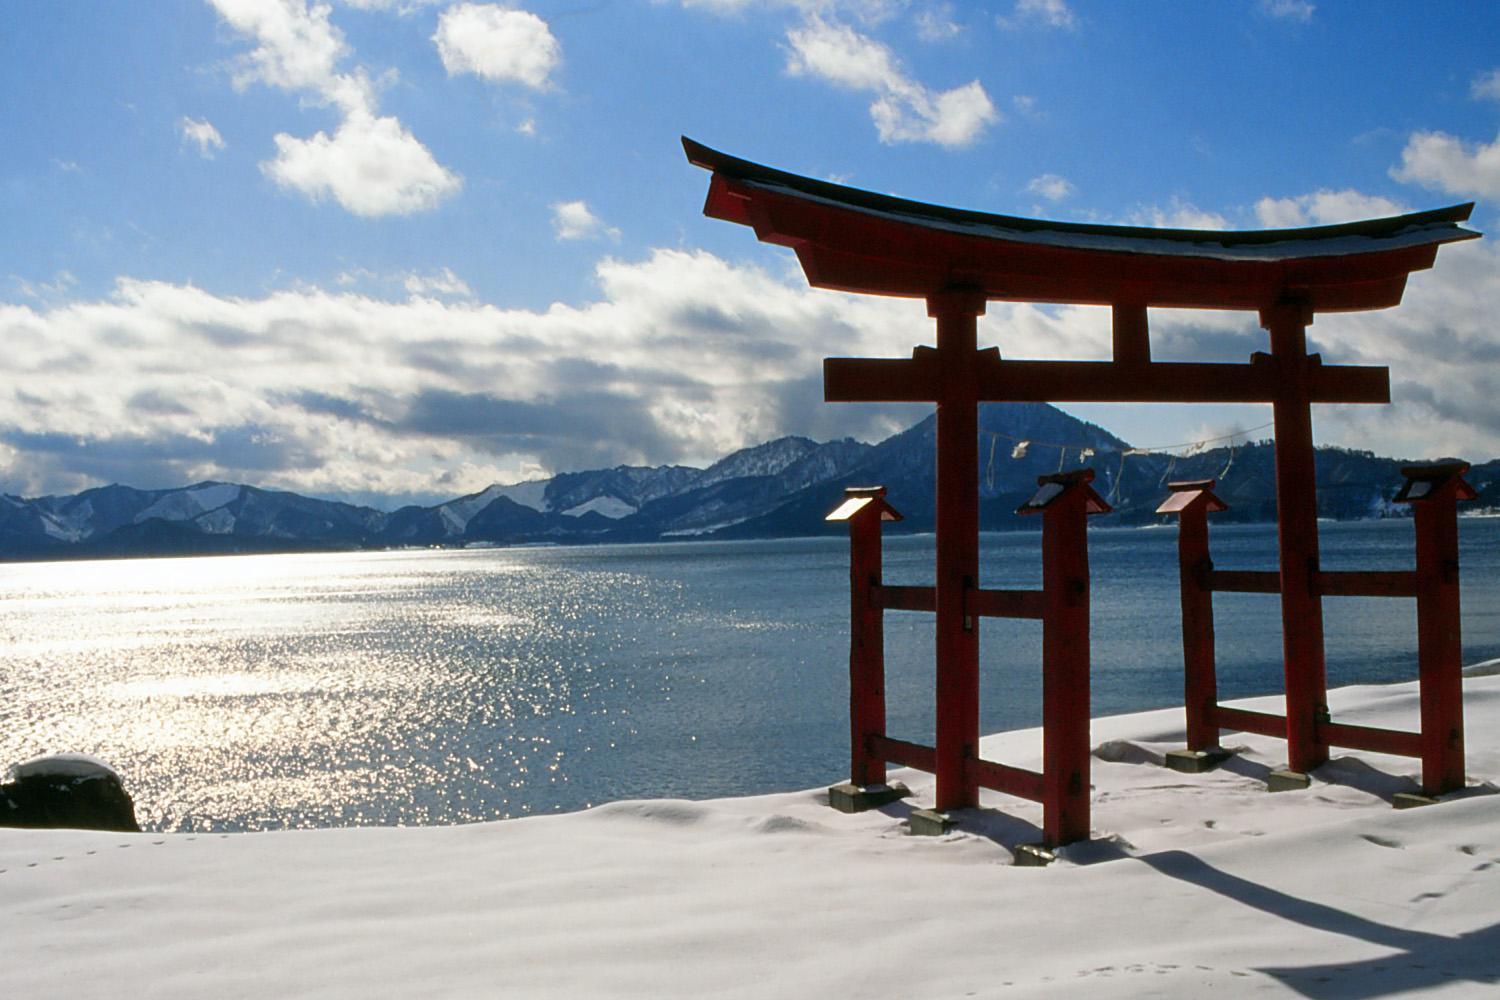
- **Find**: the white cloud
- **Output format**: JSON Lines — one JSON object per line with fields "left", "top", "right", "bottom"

{"left": 210, "top": 0, "right": 360, "bottom": 108}
{"left": 678, "top": 0, "right": 904, "bottom": 23}
{"left": 8, "top": 271, "right": 78, "bottom": 303}
{"left": 1126, "top": 198, "right": 1228, "bottom": 230}
{"left": 1254, "top": 189, "right": 1408, "bottom": 227}
{"left": 551, "top": 201, "right": 620, "bottom": 242}
{"left": 207, "top": 0, "right": 460, "bottom": 216}
{"left": 433, "top": 3, "right": 560, "bottom": 90}
{"left": 785, "top": 17, "right": 997, "bottom": 147}
{"left": 677, "top": 0, "right": 757, "bottom": 12}
{"left": 1391, "top": 130, "right": 1500, "bottom": 201}
{"left": 263, "top": 110, "right": 460, "bottom": 216}
{"left": 1258, "top": 0, "right": 1314, "bottom": 22}
{"left": 179, "top": 117, "right": 228, "bottom": 158}
{"left": 403, "top": 268, "right": 472, "bottom": 298}
{"left": 1026, "top": 173, "right": 1075, "bottom": 202}
{"left": 997, "top": 0, "right": 1077, "bottom": 30}
{"left": 915, "top": 4, "right": 961, "bottom": 41}
{"left": 1474, "top": 69, "right": 1500, "bottom": 102}
{"left": 337, "top": 0, "right": 439, "bottom": 12}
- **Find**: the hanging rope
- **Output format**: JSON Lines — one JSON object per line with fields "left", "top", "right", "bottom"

{"left": 973, "top": 416, "right": 1275, "bottom": 507}
{"left": 1217, "top": 441, "right": 1237, "bottom": 482}
{"left": 977, "top": 419, "right": 1274, "bottom": 461}
{"left": 1157, "top": 454, "right": 1178, "bottom": 488}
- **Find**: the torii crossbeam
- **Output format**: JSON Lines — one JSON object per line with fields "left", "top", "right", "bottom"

{"left": 685, "top": 137, "right": 1479, "bottom": 839}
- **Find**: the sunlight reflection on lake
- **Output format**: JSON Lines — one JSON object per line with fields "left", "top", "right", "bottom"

{"left": 4, "top": 522, "right": 1498, "bottom": 833}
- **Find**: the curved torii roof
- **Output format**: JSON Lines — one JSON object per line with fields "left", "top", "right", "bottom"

{"left": 684, "top": 137, "right": 1480, "bottom": 312}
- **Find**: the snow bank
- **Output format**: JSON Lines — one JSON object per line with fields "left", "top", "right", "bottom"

{"left": 4, "top": 675, "right": 1499, "bottom": 998}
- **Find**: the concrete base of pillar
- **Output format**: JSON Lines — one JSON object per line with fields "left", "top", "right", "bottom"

{"left": 1164, "top": 748, "right": 1233, "bottom": 774}
{"left": 907, "top": 808, "right": 953, "bottom": 836}
{"left": 827, "top": 781, "right": 911, "bottom": 814}
{"left": 1012, "top": 843, "right": 1057, "bottom": 867}
{"left": 1267, "top": 769, "right": 1312, "bottom": 792}
{"left": 1392, "top": 791, "right": 1441, "bottom": 810}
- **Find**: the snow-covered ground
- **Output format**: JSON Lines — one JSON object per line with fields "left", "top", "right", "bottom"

{"left": 6, "top": 670, "right": 1500, "bottom": 998}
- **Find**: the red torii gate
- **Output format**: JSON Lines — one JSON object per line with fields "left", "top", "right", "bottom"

{"left": 684, "top": 137, "right": 1479, "bottom": 844}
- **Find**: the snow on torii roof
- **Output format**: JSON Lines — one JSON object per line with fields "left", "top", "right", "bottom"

{"left": 684, "top": 137, "right": 1481, "bottom": 312}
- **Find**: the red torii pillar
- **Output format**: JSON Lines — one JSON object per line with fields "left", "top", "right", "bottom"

{"left": 1264, "top": 302, "right": 1330, "bottom": 773}
{"left": 931, "top": 289, "right": 986, "bottom": 810}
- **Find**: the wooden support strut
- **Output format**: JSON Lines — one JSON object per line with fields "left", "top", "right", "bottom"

{"left": 1410, "top": 470, "right": 1469, "bottom": 794}
{"left": 848, "top": 504, "right": 886, "bottom": 787}
{"left": 1040, "top": 484, "right": 1093, "bottom": 845}
{"left": 827, "top": 487, "right": 902, "bottom": 789}
{"left": 1178, "top": 501, "right": 1219, "bottom": 751}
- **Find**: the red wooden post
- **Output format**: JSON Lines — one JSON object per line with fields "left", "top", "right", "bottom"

{"left": 931, "top": 288, "right": 986, "bottom": 812}
{"left": 1400, "top": 464, "right": 1475, "bottom": 794}
{"left": 1022, "top": 470, "right": 1110, "bottom": 845}
{"left": 1262, "top": 302, "right": 1330, "bottom": 774}
{"left": 1042, "top": 488, "right": 1090, "bottom": 844}
{"left": 1157, "top": 481, "right": 1228, "bottom": 752}
{"left": 838, "top": 489, "right": 895, "bottom": 786}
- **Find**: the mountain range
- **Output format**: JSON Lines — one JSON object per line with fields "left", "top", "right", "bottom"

{"left": 3, "top": 402, "right": 1496, "bottom": 561}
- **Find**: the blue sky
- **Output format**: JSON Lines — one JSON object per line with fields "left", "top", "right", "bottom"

{"left": 4, "top": 0, "right": 1499, "bottom": 507}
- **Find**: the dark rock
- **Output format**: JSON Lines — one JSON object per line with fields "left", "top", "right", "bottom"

{"left": 0, "top": 754, "right": 141, "bottom": 832}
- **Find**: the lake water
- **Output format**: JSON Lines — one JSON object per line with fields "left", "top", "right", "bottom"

{"left": 4, "top": 519, "right": 1498, "bottom": 833}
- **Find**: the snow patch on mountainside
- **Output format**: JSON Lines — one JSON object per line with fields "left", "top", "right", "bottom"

{"left": 563, "top": 496, "right": 636, "bottom": 519}
{"left": 489, "top": 480, "right": 549, "bottom": 512}
{"left": 195, "top": 508, "right": 236, "bottom": 535}
{"left": 134, "top": 484, "right": 241, "bottom": 524}
{"left": 436, "top": 485, "right": 509, "bottom": 536}
{"left": 694, "top": 437, "right": 817, "bottom": 490}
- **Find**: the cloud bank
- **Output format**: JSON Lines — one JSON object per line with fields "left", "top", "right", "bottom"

{"left": 5, "top": 218, "right": 1495, "bottom": 507}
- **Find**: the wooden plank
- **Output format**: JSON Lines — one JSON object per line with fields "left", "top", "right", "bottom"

{"left": 873, "top": 584, "right": 935, "bottom": 613}
{"left": 869, "top": 734, "right": 936, "bottom": 773}
{"left": 1208, "top": 570, "right": 1282, "bottom": 594}
{"left": 824, "top": 357, "right": 1390, "bottom": 404}
{"left": 824, "top": 357, "right": 939, "bottom": 402}
{"left": 966, "top": 757, "right": 1045, "bottom": 802}
{"left": 1319, "top": 721, "right": 1422, "bottom": 758}
{"left": 1211, "top": 705, "right": 1287, "bottom": 738}
{"left": 968, "top": 587, "right": 1046, "bottom": 620}
{"left": 1315, "top": 570, "right": 1418, "bottom": 598}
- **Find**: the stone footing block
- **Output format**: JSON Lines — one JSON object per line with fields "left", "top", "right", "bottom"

{"left": 1012, "top": 843, "right": 1057, "bottom": 867}
{"left": 1164, "top": 748, "right": 1233, "bottom": 774}
{"left": 1392, "top": 792, "right": 1441, "bottom": 810}
{"left": 827, "top": 782, "right": 911, "bottom": 814}
{"left": 1267, "top": 769, "right": 1312, "bottom": 792}
{"left": 907, "top": 808, "right": 953, "bottom": 837}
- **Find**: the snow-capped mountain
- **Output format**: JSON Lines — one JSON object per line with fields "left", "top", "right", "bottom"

{"left": 5, "top": 403, "right": 1486, "bottom": 560}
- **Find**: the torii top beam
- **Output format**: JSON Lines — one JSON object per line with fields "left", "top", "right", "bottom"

{"left": 683, "top": 138, "right": 1479, "bottom": 313}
